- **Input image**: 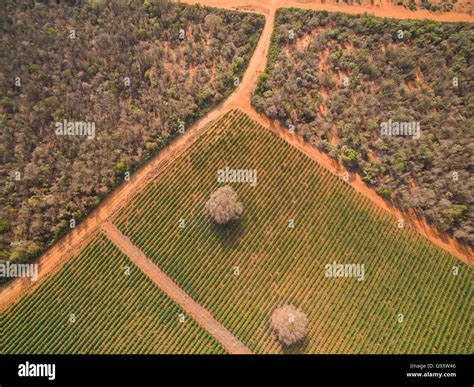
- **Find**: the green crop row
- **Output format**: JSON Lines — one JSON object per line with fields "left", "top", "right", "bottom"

{"left": 2, "top": 233, "right": 225, "bottom": 354}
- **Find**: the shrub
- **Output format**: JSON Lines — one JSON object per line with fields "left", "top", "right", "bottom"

{"left": 0, "top": 218, "right": 9, "bottom": 234}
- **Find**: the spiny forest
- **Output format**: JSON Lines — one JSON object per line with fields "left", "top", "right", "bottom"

{"left": 252, "top": 9, "right": 473, "bottom": 247}
{"left": 0, "top": 0, "right": 264, "bottom": 275}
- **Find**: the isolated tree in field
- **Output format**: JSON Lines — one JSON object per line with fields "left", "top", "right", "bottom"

{"left": 271, "top": 304, "right": 308, "bottom": 346}
{"left": 205, "top": 185, "right": 243, "bottom": 224}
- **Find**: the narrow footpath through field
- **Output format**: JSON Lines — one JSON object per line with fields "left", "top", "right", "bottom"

{"left": 101, "top": 222, "right": 251, "bottom": 354}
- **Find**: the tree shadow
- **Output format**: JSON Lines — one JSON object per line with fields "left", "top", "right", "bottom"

{"left": 210, "top": 218, "right": 244, "bottom": 249}
{"left": 281, "top": 337, "right": 309, "bottom": 355}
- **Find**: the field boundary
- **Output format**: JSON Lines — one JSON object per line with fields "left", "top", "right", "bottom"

{"left": 246, "top": 108, "right": 474, "bottom": 266}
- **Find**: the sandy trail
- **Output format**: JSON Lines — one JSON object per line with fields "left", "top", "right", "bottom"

{"left": 1, "top": 0, "right": 472, "bottom": 313}
{"left": 101, "top": 222, "right": 251, "bottom": 354}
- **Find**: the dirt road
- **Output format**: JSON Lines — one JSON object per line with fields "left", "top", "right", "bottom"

{"left": 1, "top": 0, "right": 472, "bottom": 313}
{"left": 101, "top": 222, "right": 251, "bottom": 354}
{"left": 278, "top": 0, "right": 473, "bottom": 22}
{"left": 179, "top": 0, "right": 474, "bottom": 22}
